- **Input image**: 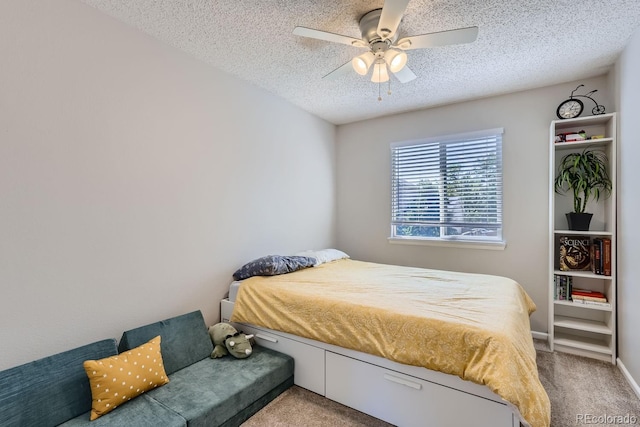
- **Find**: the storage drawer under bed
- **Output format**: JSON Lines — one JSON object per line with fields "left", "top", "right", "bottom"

{"left": 325, "top": 351, "right": 515, "bottom": 427}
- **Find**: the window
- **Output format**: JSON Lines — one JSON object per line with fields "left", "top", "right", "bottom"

{"left": 390, "top": 128, "right": 503, "bottom": 246}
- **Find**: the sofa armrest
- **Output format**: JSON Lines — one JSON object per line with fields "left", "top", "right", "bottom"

{"left": 0, "top": 339, "right": 118, "bottom": 426}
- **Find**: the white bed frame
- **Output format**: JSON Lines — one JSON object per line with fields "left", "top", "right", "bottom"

{"left": 221, "top": 299, "right": 522, "bottom": 427}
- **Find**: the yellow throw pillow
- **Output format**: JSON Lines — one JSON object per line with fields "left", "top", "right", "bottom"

{"left": 83, "top": 335, "right": 169, "bottom": 420}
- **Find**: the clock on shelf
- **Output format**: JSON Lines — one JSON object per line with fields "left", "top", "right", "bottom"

{"left": 556, "top": 84, "right": 605, "bottom": 120}
{"left": 557, "top": 99, "right": 584, "bottom": 119}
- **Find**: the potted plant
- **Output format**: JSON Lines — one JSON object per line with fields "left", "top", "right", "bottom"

{"left": 554, "top": 149, "right": 612, "bottom": 231}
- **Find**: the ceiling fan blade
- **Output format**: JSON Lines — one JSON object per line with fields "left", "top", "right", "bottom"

{"left": 396, "top": 26, "right": 479, "bottom": 50}
{"left": 322, "top": 61, "right": 354, "bottom": 80}
{"left": 392, "top": 65, "right": 417, "bottom": 83}
{"left": 377, "top": 0, "right": 411, "bottom": 39}
{"left": 293, "top": 26, "right": 367, "bottom": 48}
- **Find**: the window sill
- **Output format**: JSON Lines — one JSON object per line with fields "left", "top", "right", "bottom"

{"left": 388, "top": 237, "right": 506, "bottom": 250}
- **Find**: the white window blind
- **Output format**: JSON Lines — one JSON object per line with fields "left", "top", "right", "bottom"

{"left": 390, "top": 129, "right": 503, "bottom": 243}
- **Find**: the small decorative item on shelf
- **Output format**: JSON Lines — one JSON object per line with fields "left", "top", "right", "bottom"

{"left": 555, "top": 130, "right": 587, "bottom": 143}
{"left": 554, "top": 149, "right": 612, "bottom": 231}
{"left": 556, "top": 84, "right": 606, "bottom": 119}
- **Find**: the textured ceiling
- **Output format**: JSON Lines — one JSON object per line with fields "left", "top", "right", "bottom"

{"left": 80, "top": 0, "right": 640, "bottom": 125}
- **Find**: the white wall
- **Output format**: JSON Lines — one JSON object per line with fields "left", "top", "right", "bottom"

{"left": 336, "top": 75, "right": 612, "bottom": 333}
{"left": 0, "top": 0, "right": 336, "bottom": 370}
{"left": 614, "top": 27, "right": 640, "bottom": 385}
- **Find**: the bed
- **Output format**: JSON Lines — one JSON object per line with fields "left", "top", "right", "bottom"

{"left": 223, "top": 254, "right": 550, "bottom": 427}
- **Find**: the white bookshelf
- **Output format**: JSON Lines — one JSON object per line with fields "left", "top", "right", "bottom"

{"left": 548, "top": 113, "right": 617, "bottom": 364}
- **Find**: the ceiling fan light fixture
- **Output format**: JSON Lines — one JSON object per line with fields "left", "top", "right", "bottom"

{"left": 352, "top": 52, "right": 375, "bottom": 75}
{"left": 371, "top": 61, "right": 389, "bottom": 83}
{"left": 384, "top": 49, "right": 408, "bottom": 73}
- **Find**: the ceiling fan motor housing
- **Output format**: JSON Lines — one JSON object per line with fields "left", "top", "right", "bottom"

{"left": 359, "top": 8, "right": 397, "bottom": 56}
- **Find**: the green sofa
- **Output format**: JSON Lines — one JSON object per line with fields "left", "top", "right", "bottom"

{"left": 0, "top": 311, "right": 294, "bottom": 427}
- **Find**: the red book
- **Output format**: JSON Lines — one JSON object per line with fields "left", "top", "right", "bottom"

{"left": 572, "top": 289, "right": 605, "bottom": 297}
{"left": 571, "top": 289, "right": 607, "bottom": 302}
{"left": 593, "top": 238, "right": 601, "bottom": 275}
{"left": 602, "top": 238, "right": 612, "bottom": 276}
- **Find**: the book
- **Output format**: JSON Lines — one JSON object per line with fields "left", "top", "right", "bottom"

{"left": 554, "top": 274, "right": 572, "bottom": 301}
{"left": 571, "top": 288, "right": 607, "bottom": 302}
{"left": 565, "top": 133, "right": 586, "bottom": 142}
{"left": 555, "top": 132, "right": 587, "bottom": 142}
{"left": 572, "top": 288, "right": 606, "bottom": 297}
{"left": 592, "top": 238, "right": 602, "bottom": 275}
{"left": 559, "top": 236, "right": 591, "bottom": 271}
{"left": 572, "top": 298, "right": 611, "bottom": 308}
{"left": 602, "top": 238, "right": 612, "bottom": 276}
{"left": 588, "top": 238, "right": 611, "bottom": 276}
{"left": 572, "top": 294, "right": 607, "bottom": 303}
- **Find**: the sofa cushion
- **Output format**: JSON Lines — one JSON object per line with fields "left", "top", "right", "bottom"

{"left": 58, "top": 394, "right": 186, "bottom": 427}
{"left": 0, "top": 339, "right": 117, "bottom": 427}
{"left": 118, "top": 311, "right": 213, "bottom": 375}
{"left": 147, "top": 346, "right": 294, "bottom": 427}
{"left": 84, "top": 336, "right": 169, "bottom": 420}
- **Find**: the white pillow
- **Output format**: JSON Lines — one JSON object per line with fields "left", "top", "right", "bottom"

{"left": 295, "top": 248, "right": 349, "bottom": 266}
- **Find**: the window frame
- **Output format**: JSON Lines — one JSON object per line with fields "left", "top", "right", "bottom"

{"left": 389, "top": 128, "right": 505, "bottom": 250}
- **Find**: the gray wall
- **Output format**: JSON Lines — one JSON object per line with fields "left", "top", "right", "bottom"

{"left": 614, "top": 27, "right": 640, "bottom": 388}
{"left": 335, "top": 75, "right": 612, "bottom": 334}
{"left": 0, "top": 0, "right": 336, "bottom": 370}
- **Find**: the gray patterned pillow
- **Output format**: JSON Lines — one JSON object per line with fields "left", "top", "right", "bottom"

{"left": 233, "top": 255, "right": 316, "bottom": 280}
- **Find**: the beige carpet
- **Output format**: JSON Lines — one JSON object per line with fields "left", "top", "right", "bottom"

{"left": 242, "top": 385, "right": 392, "bottom": 427}
{"left": 536, "top": 346, "right": 640, "bottom": 426}
{"left": 242, "top": 342, "right": 640, "bottom": 427}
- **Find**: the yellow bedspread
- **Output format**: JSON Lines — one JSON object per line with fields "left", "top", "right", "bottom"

{"left": 231, "top": 259, "right": 550, "bottom": 427}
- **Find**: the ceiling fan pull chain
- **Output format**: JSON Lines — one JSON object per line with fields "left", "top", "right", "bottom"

{"left": 388, "top": 78, "right": 392, "bottom": 96}
{"left": 378, "top": 65, "right": 382, "bottom": 101}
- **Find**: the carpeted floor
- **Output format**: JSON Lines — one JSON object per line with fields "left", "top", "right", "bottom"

{"left": 242, "top": 341, "right": 640, "bottom": 427}
{"left": 536, "top": 345, "right": 640, "bottom": 426}
{"left": 241, "top": 385, "right": 392, "bottom": 427}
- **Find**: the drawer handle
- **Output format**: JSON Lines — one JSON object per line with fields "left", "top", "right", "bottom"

{"left": 254, "top": 333, "right": 278, "bottom": 343}
{"left": 383, "top": 374, "right": 422, "bottom": 390}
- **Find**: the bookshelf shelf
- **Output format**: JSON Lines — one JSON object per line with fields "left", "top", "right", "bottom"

{"left": 548, "top": 113, "right": 617, "bottom": 364}
{"left": 553, "top": 315, "right": 612, "bottom": 335}
{"left": 553, "top": 230, "right": 613, "bottom": 237}
{"left": 554, "top": 138, "right": 613, "bottom": 151}
{"left": 553, "top": 300, "right": 612, "bottom": 312}
{"left": 553, "top": 270, "right": 613, "bottom": 280}
{"left": 554, "top": 333, "right": 612, "bottom": 356}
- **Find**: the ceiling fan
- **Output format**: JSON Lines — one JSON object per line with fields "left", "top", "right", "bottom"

{"left": 293, "top": 0, "right": 478, "bottom": 87}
